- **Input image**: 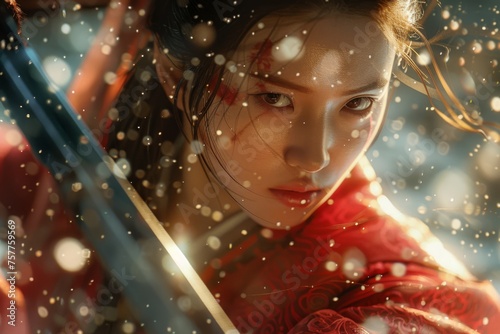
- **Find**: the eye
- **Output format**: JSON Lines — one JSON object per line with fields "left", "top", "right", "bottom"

{"left": 344, "top": 97, "right": 374, "bottom": 112}
{"left": 260, "top": 93, "right": 293, "bottom": 108}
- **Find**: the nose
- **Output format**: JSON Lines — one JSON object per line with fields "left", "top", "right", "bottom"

{"left": 284, "top": 119, "right": 331, "bottom": 173}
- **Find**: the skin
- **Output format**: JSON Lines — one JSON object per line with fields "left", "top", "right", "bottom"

{"left": 161, "top": 12, "right": 396, "bottom": 231}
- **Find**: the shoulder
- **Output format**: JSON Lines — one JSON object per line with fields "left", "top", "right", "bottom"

{"left": 291, "top": 157, "right": 500, "bottom": 332}
{"left": 303, "top": 156, "right": 472, "bottom": 278}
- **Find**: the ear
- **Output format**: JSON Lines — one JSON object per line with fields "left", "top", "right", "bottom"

{"left": 153, "top": 41, "right": 185, "bottom": 110}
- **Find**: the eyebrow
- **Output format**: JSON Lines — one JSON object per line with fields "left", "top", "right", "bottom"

{"left": 250, "top": 73, "right": 313, "bottom": 93}
{"left": 250, "top": 73, "right": 389, "bottom": 96}
{"left": 341, "top": 79, "right": 389, "bottom": 96}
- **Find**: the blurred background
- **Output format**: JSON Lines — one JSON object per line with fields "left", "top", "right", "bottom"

{"left": 369, "top": 1, "right": 500, "bottom": 291}
{"left": 1, "top": 0, "right": 499, "bottom": 292}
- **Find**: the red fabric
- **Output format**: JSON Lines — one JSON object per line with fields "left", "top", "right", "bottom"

{"left": 199, "top": 163, "right": 500, "bottom": 333}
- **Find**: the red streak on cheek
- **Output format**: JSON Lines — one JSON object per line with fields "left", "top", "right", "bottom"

{"left": 249, "top": 39, "right": 274, "bottom": 72}
{"left": 209, "top": 77, "right": 241, "bottom": 106}
{"left": 218, "top": 81, "right": 240, "bottom": 106}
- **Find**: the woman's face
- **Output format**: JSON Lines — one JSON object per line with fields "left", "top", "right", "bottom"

{"left": 199, "top": 12, "right": 396, "bottom": 229}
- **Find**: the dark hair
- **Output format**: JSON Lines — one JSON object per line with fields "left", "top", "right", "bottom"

{"left": 106, "top": 0, "right": 426, "bottom": 213}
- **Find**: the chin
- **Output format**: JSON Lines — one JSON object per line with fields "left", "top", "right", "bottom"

{"left": 241, "top": 186, "right": 337, "bottom": 230}
{"left": 244, "top": 209, "right": 311, "bottom": 230}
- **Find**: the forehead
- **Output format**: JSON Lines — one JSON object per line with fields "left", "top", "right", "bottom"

{"left": 233, "top": 12, "right": 395, "bottom": 85}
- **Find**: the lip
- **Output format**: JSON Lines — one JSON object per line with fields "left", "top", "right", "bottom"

{"left": 271, "top": 179, "right": 322, "bottom": 193}
{"left": 269, "top": 188, "right": 322, "bottom": 208}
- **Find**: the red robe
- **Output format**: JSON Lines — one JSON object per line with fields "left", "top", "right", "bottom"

{"left": 1, "top": 124, "right": 499, "bottom": 333}
{"left": 197, "top": 157, "right": 500, "bottom": 333}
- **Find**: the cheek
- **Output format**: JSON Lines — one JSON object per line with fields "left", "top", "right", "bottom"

{"left": 214, "top": 99, "right": 287, "bottom": 142}
{"left": 366, "top": 104, "right": 387, "bottom": 142}
{"left": 332, "top": 114, "right": 380, "bottom": 154}
{"left": 235, "top": 111, "right": 292, "bottom": 152}
{"left": 347, "top": 100, "right": 387, "bottom": 143}
{"left": 205, "top": 113, "right": 288, "bottom": 175}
